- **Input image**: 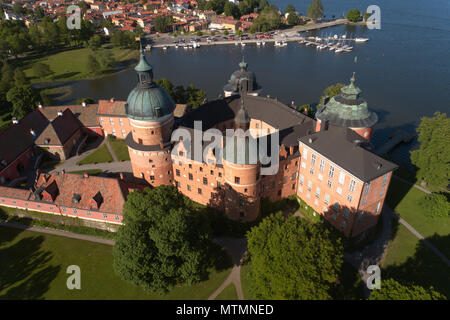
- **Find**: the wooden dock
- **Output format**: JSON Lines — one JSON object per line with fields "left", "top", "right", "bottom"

{"left": 374, "top": 130, "right": 416, "bottom": 156}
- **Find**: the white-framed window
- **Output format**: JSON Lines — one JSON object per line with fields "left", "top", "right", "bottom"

{"left": 311, "top": 154, "right": 316, "bottom": 166}
{"left": 329, "top": 166, "right": 334, "bottom": 178}
{"left": 301, "top": 162, "right": 306, "bottom": 169}
{"left": 310, "top": 167, "right": 314, "bottom": 175}
{"left": 364, "top": 182, "right": 371, "bottom": 195}
{"left": 298, "top": 185, "right": 303, "bottom": 193}
{"left": 307, "top": 180, "right": 312, "bottom": 191}
{"left": 382, "top": 173, "right": 389, "bottom": 186}
{"left": 119, "top": 118, "right": 123, "bottom": 126}
{"left": 314, "top": 199, "right": 319, "bottom": 206}
{"left": 349, "top": 180, "right": 356, "bottom": 192}
{"left": 347, "top": 194, "right": 352, "bottom": 202}
{"left": 315, "top": 187, "right": 320, "bottom": 197}
{"left": 299, "top": 175, "right": 304, "bottom": 185}
{"left": 109, "top": 118, "right": 114, "bottom": 125}
{"left": 327, "top": 180, "right": 332, "bottom": 188}
{"left": 112, "top": 129, "right": 116, "bottom": 136}
{"left": 324, "top": 194, "right": 330, "bottom": 204}
{"left": 318, "top": 173, "right": 323, "bottom": 181}
{"left": 121, "top": 129, "right": 126, "bottom": 137}
{"left": 337, "top": 187, "right": 342, "bottom": 195}
{"left": 319, "top": 159, "right": 325, "bottom": 172}
{"left": 306, "top": 193, "right": 310, "bottom": 199}
{"left": 100, "top": 117, "right": 104, "bottom": 125}
{"left": 323, "top": 206, "right": 328, "bottom": 212}
{"left": 302, "top": 148, "right": 308, "bottom": 160}
{"left": 338, "top": 172, "right": 345, "bottom": 185}
{"left": 375, "top": 201, "right": 381, "bottom": 213}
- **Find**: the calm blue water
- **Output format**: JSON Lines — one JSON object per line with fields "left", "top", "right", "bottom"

{"left": 55, "top": 0, "right": 450, "bottom": 166}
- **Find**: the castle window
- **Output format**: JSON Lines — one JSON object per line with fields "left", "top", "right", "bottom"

{"left": 307, "top": 181, "right": 312, "bottom": 191}
{"left": 150, "top": 175, "right": 155, "bottom": 181}
{"left": 176, "top": 181, "right": 181, "bottom": 188}
{"left": 375, "top": 202, "right": 381, "bottom": 213}
{"left": 103, "top": 213, "right": 108, "bottom": 219}
{"left": 187, "top": 185, "right": 191, "bottom": 191}
{"left": 210, "top": 170, "right": 214, "bottom": 175}
{"left": 292, "top": 183, "right": 295, "bottom": 190}
{"left": 309, "top": 167, "right": 314, "bottom": 175}
{"left": 349, "top": 180, "right": 355, "bottom": 192}
{"left": 362, "top": 198, "right": 367, "bottom": 205}
{"left": 324, "top": 194, "right": 330, "bottom": 205}
{"left": 87, "top": 211, "right": 91, "bottom": 216}
{"left": 199, "top": 167, "right": 203, "bottom": 172}
{"left": 115, "top": 215, "right": 119, "bottom": 220}
{"left": 337, "top": 187, "right": 342, "bottom": 195}
{"left": 189, "top": 164, "right": 192, "bottom": 169}
{"left": 119, "top": 118, "right": 123, "bottom": 126}
{"left": 302, "top": 148, "right": 308, "bottom": 160}
{"left": 217, "top": 182, "right": 221, "bottom": 188}
{"left": 112, "top": 129, "right": 116, "bottom": 136}
{"left": 311, "top": 154, "right": 316, "bottom": 166}
{"left": 328, "top": 166, "right": 334, "bottom": 178}
{"left": 179, "top": 151, "right": 184, "bottom": 156}
{"left": 176, "top": 169, "right": 180, "bottom": 176}
{"left": 149, "top": 159, "right": 153, "bottom": 163}
{"left": 218, "top": 172, "right": 222, "bottom": 177}
{"left": 338, "top": 172, "right": 345, "bottom": 185}
{"left": 364, "top": 182, "right": 371, "bottom": 195}
{"left": 189, "top": 173, "right": 193, "bottom": 180}
{"left": 299, "top": 175, "right": 304, "bottom": 185}
{"left": 315, "top": 187, "right": 320, "bottom": 197}
{"left": 327, "top": 180, "right": 332, "bottom": 188}
{"left": 347, "top": 195, "right": 352, "bottom": 202}
{"left": 203, "top": 177, "right": 208, "bottom": 185}
{"left": 138, "top": 139, "right": 143, "bottom": 144}
{"left": 109, "top": 118, "right": 114, "bottom": 125}
{"left": 198, "top": 188, "right": 202, "bottom": 195}
{"left": 244, "top": 188, "right": 248, "bottom": 193}
{"left": 151, "top": 131, "right": 154, "bottom": 134}
{"left": 319, "top": 159, "right": 325, "bottom": 172}
{"left": 121, "top": 130, "right": 126, "bottom": 137}
{"left": 235, "top": 177, "right": 240, "bottom": 184}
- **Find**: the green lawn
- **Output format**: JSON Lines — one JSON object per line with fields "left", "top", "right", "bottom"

{"left": 386, "top": 178, "right": 450, "bottom": 256}
{"left": 215, "top": 283, "right": 238, "bottom": 300}
{"left": 240, "top": 264, "right": 254, "bottom": 300}
{"left": 107, "top": 137, "right": 130, "bottom": 161}
{"left": 381, "top": 222, "right": 450, "bottom": 298}
{"left": 22, "top": 46, "right": 138, "bottom": 83}
{"left": 68, "top": 169, "right": 103, "bottom": 176}
{"left": 0, "top": 226, "right": 231, "bottom": 299}
{"left": 76, "top": 144, "right": 113, "bottom": 165}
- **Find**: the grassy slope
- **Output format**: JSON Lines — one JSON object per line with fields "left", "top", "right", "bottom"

{"left": 76, "top": 144, "right": 113, "bottom": 165}
{"left": 22, "top": 46, "right": 137, "bottom": 83}
{"left": 0, "top": 226, "right": 231, "bottom": 300}
{"left": 108, "top": 138, "right": 130, "bottom": 161}
{"left": 215, "top": 283, "right": 238, "bottom": 300}
{"left": 385, "top": 178, "right": 450, "bottom": 255}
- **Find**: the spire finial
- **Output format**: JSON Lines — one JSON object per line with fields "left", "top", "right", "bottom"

{"left": 350, "top": 72, "right": 356, "bottom": 86}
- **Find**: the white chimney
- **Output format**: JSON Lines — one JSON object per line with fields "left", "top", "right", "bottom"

{"left": 30, "top": 129, "right": 36, "bottom": 137}
{"left": 82, "top": 101, "right": 87, "bottom": 107}
{"left": 12, "top": 117, "right": 18, "bottom": 124}
{"left": 110, "top": 97, "right": 115, "bottom": 103}
{"left": 57, "top": 110, "right": 63, "bottom": 116}
{"left": 38, "top": 103, "right": 43, "bottom": 109}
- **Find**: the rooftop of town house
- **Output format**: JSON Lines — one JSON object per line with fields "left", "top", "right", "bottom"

{"left": 38, "top": 103, "right": 99, "bottom": 127}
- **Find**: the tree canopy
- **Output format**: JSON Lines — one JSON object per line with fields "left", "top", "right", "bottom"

{"left": 156, "top": 78, "right": 206, "bottom": 109}
{"left": 6, "top": 85, "right": 40, "bottom": 119}
{"left": 250, "top": 5, "right": 282, "bottom": 33}
{"left": 369, "top": 278, "right": 446, "bottom": 300}
{"left": 319, "top": 83, "right": 345, "bottom": 104}
{"left": 113, "top": 185, "right": 211, "bottom": 294}
{"left": 346, "top": 9, "right": 361, "bottom": 22}
{"left": 307, "top": 0, "right": 324, "bottom": 21}
{"left": 410, "top": 112, "right": 449, "bottom": 188}
{"left": 246, "top": 213, "right": 344, "bottom": 299}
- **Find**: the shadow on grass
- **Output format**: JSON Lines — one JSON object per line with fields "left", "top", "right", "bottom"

{"left": 330, "top": 261, "right": 365, "bottom": 300}
{"left": 0, "top": 230, "right": 61, "bottom": 299}
{"left": 51, "top": 72, "right": 80, "bottom": 81}
{"left": 382, "top": 233, "right": 450, "bottom": 298}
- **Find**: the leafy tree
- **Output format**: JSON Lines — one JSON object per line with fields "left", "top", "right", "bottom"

{"left": 6, "top": 85, "right": 40, "bottom": 119}
{"left": 205, "top": 0, "right": 226, "bottom": 15}
{"left": 14, "top": 68, "right": 28, "bottom": 86}
{"left": 251, "top": 5, "right": 282, "bottom": 32}
{"left": 418, "top": 193, "right": 450, "bottom": 219}
{"left": 135, "top": 24, "right": 144, "bottom": 37}
{"left": 88, "top": 35, "right": 104, "bottom": 50}
{"left": 224, "top": 2, "right": 241, "bottom": 19}
{"left": 33, "top": 6, "right": 45, "bottom": 19}
{"left": 76, "top": 97, "right": 95, "bottom": 104}
{"left": 369, "top": 278, "right": 446, "bottom": 300}
{"left": 154, "top": 15, "right": 174, "bottom": 33}
{"left": 32, "top": 62, "right": 53, "bottom": 79}
{"left": 319, "top": 83, "right": 345, "bottom": 104}
{"left": 285, "top": 4, "right": 296, "bottom": 15}
{"left": 297, "top": 104, "right": 314, "bottom": 117}
{"left": 410, "top": 112, "right": 449, "bottom": 188}
{"left": 287, "top": 12, "right": 299, "bottom": 26}
{"left": 97, "top": 49, "right": 116, "bottom": 69}
{"left": 13, "top": 3, "right": 26, "bottom": 15}
{"left": 346, "top": 9, "right": 361, "bottom": 22}
{"left": 307, "top": 0, "right": 324, "bottom": 21}
{"left": 246, "top": 213, "right": 344, "bottom": 299}
{"left": 363, "top": 11, "right": 371, "bottom": 22}
{"left": 113, "top": 185, "right": 211, "bottom": 294}
{"left": 86, "top": 55, "right": 101, "bottom": 75}
{"left": 156, "top": 78, "right": 206, "bottom": 109}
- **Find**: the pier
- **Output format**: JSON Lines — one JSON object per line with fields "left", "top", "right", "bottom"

{"left": 374, "top": 130, "right": 417, "bottom": 156}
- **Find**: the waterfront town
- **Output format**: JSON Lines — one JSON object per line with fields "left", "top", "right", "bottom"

{"left": 0, "top": 0, "right": 448, "bottom": 304}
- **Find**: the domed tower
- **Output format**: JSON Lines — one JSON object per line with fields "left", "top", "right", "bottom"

{"left": 223, "top": 58, "right": 261, "bottom": 97}
{"left": 315, "top": 72, "right": 378, "bottom": 140}
{"left": 222, "top": 96, "right": 261, "bottom": 221}
{"left": 125, "top": 46, "right": 176, "bottom": 186}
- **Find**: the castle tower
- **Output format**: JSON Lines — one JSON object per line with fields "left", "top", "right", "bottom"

{"left": 125, "top": 46, "right": 175, "bottom": 186}
{"left": 222, "top": 96, "right": 260, "bottom": 221}
{"left": 223, "top": 58, "right": 261, "bottom": 97}
{"left": 315, "top": 72, "right": 378, "bottom": 141}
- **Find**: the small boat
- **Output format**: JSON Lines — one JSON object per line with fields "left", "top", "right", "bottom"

{"left": 262, "top": 41, "right": 266, "bottom": 46}
{"left": 235, "top": 42, "right": 239, "bottom": 46}
{"left": 256, "top": 41, "right": 261, "bottom": 46}
{"left": 162, "top": 46, "right": 167, "bottom": 50}
{"left": 335, "top": 48, "right": 344, "bottom": 53}
{"left": 175, "top": 44, "right": 178, "bottom": 49}
{"left": 241, "top": 42, "right": 246, "bottom": 47}
{"left": 355, "top": 37, "right": 369, "bottom": 42}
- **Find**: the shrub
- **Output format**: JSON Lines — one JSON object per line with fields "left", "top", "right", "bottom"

{"left": 419, "top": 193, "right": 450, "bottom": 219}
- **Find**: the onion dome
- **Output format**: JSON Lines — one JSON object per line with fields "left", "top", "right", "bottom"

{"left": 315, "top": 72, "right": 378, "bottom": 129}
{"left": 126, "top": 45, "right": 175, "bottom": 121}
{"left": 223, "top": 58, "right": 260, "bottom": 95}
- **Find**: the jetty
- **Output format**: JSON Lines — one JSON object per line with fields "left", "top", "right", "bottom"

{"left": 150, "top": 19, "right": 349, "bottom": 48}
{"left": 374, "top": 130, "right": 416, "bottom": 156}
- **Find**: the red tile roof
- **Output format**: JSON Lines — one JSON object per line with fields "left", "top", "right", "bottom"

{"left": 38, "top": 104, "right": 99, "bottom": 127}
{"left": 97, "top": 100, "right": 127, "bottom": 116}
{"left": 36, "top": 172, "right": 126, "bottom": 215}
{"left": 0, "top": 186, "right": 32, "bottom": 200}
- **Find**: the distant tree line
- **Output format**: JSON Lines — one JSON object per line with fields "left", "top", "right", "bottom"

{"left": 156, "top": 78, "right": 207, "bottom": 109}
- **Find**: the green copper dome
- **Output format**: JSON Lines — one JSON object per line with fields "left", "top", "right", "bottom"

{"left": 126, "top": 47, "right": 175, "bottom": 121}
{"left": 315, "top": 72, "right": 378, "bottom": 129}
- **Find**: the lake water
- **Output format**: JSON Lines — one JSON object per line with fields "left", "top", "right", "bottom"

{"left": 51, "top": 0, "right": 450, "bottom": 166}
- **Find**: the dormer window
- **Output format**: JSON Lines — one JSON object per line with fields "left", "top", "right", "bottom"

{"left": 91, "top": 192, "right": 103, "bottom": 210}
{"left": 72, "top": 193, "right": 81, "bottom": 204}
